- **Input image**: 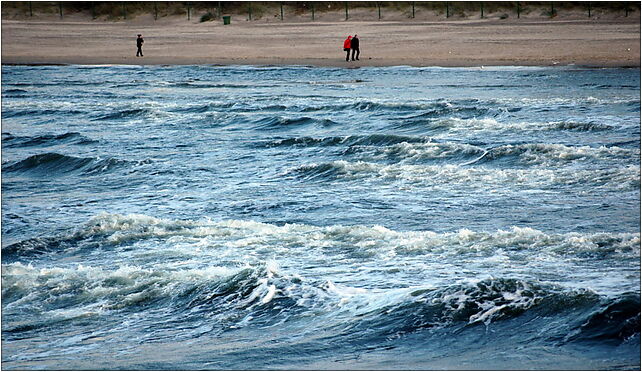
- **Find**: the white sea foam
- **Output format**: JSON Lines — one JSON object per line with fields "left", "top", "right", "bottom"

{"left": 482, "top": 143, "right": 638, "bottom": 165}
{"left": 289, "top": 159, "right": 640, "bottom": 190}
{"left": 493, "top": 96, "right": 639, "bottom": 106}
{"left": 376, "top": 142, "right": 484, "bottom": 162}
{"left": 261, "top": 285, "right": 277, "bottom": 304}
{"left": 5, "top": 213, "right": 638, "bottom": 316}
{"left": 423, "top": 115, "right": 632, "bottom": 133}
{"left": 2, "top": 261, "right": 242, "bottom": 310}
{"left": 65, "top": 214, "right": 642, "bottom": 267}
{"left": 433, "top": 117, "right": 504, "bottom": 131}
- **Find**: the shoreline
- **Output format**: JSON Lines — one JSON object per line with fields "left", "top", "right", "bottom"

{"left": 2, "top": 60, "right": 640, "bottom": 68}
{"left": 2, "top": 17, "right": 640, "bottom": 68}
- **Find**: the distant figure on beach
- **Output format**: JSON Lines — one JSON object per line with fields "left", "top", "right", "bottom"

{"left": 343, "top": 35, "right": 352, "bottom": 62}
{"left": 351, "top": 34, "right": 360, "bottom": 61}
{"left": 136, "top": 34, "right": 144, "bottom": 57}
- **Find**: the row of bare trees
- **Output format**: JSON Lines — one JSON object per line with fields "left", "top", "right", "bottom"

{"left": 5, "top": 1, "right": 639, "bottom": 21}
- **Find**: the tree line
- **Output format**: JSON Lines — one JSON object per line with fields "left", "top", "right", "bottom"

{"left": 3, "top": 1, "right": 639, "bottom": 21}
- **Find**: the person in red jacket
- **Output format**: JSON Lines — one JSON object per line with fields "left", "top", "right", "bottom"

{"left": 343, "top": 36, "right": 352, "bottom": 62}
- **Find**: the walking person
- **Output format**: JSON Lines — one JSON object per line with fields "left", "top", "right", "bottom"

{"left": 343, "top": 35, "right": 352, "bottom": 62}
{"left": 351, "top": 34, "right": 360, "bottom": 61}
{"left": 136, "top": 34, "right": 144, "bottom": 57}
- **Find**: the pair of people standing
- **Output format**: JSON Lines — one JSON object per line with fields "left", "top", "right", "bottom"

{"left": 343, "top": 35, "right": 360, "bottom": 62}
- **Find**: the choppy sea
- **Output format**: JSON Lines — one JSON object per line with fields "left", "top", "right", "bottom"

{"left": 1, "top": 64, "right": 640, "bottom": 370}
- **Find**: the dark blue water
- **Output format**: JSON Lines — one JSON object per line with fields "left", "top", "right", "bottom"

{"left": 2, "top": 64, "right": 640, "bottom": 370}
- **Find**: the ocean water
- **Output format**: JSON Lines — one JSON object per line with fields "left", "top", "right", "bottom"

{"left": 1, "top": 64, "right": 640, "bottom": 370}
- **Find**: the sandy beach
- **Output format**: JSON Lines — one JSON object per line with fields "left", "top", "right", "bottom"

{"left": 2, "top": 8, "right": 641, "bottom": 67}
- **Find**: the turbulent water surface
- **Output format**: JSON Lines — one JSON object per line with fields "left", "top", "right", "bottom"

{"left": 1, "top": 65, "right": 640, "bottom": 370}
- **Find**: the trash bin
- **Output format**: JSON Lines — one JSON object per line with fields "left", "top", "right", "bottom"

{"left": 223, "top": 15, "right": 231, "bottom": 25}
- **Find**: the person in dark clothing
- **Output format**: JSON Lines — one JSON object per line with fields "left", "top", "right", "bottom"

{"left": 136, "top": 34, "right": 144, "bottom": 57}
{"left": 351, "top": 34, "right": 360, "bottom": 61}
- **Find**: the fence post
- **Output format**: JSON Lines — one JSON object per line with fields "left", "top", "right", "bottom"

{"left": 28, "top": 1, "right": 32, "bottom": 16}
{"left": 517, "top": 1, "right": 520, "bottom": 18}
{"left": 311, "top": 2, "right": 315, "bottom": 20}
{"left": 446, "top": 1, "right": 450, "bottom": 18}
{"left": 59, "top": 2, "right": 63, "bottom": 18}
{"left": 412, "top": 2, "right": 415, "bottom": 18}
{"left": 154, "top": 2, "right": 158, "bottom": 20}
{"left": 248, "top": 2, "right": 252, "bottom": 20}
{"left": 345, "top": 2, "right": 349, "bottom": 20}
{"left": 586, "top": 1, "right": 591, "bottom": 18}
{"left": 218, "top": 1, "right": 221, "bottom": 18}
{"left": 187, "top": 2, "right": 191, "bottom": 20}
{"left": 280, "top": 2, "right": 284, "bottom": 20}
{"left": 378, "top": 2, "right": 381, "bottom": 19}
{"left": 481, "top": 1, "right": 484, "bottom": 18}
{"left": 122, "top": 2, "right": 126, "bottom": 19}
{"left": 625, "top": 4, "right": 629, "bottom": 17}
{"left": 550, "top": 2, "right": 555, "bottom": 18}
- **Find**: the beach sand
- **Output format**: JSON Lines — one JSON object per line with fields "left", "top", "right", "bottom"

{"left": 1, "top": 9, "right": 640, "bottom": 67}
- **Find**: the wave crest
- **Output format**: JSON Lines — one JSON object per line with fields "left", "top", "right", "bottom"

{"left": 285, "top": 160, "right": 640, "bottom": 190}
{"left": 252, "top": 116, "right": 338, "bottom": 130}
{"left": 2, "top": 132, "right": 97, "bottom": 148}
{"left": 5, "top": 214, "right": 638, "bottom": 263}
{"left": 2, "top": 153, "right": 145, "bottom": 177}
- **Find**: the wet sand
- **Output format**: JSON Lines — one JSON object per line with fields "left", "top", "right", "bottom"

{"left": 1, "top": 14, "right": 640, "bottom": 67}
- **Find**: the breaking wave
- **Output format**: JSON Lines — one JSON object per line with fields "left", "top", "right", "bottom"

{"left": 4, "top": 213, "right": 639, "bottom": 262}
{"left": 2, "top": 262, "right": 638, "bottom": 346}
{"left": 286, "top": 160, "right": 640, "bottom": 190}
